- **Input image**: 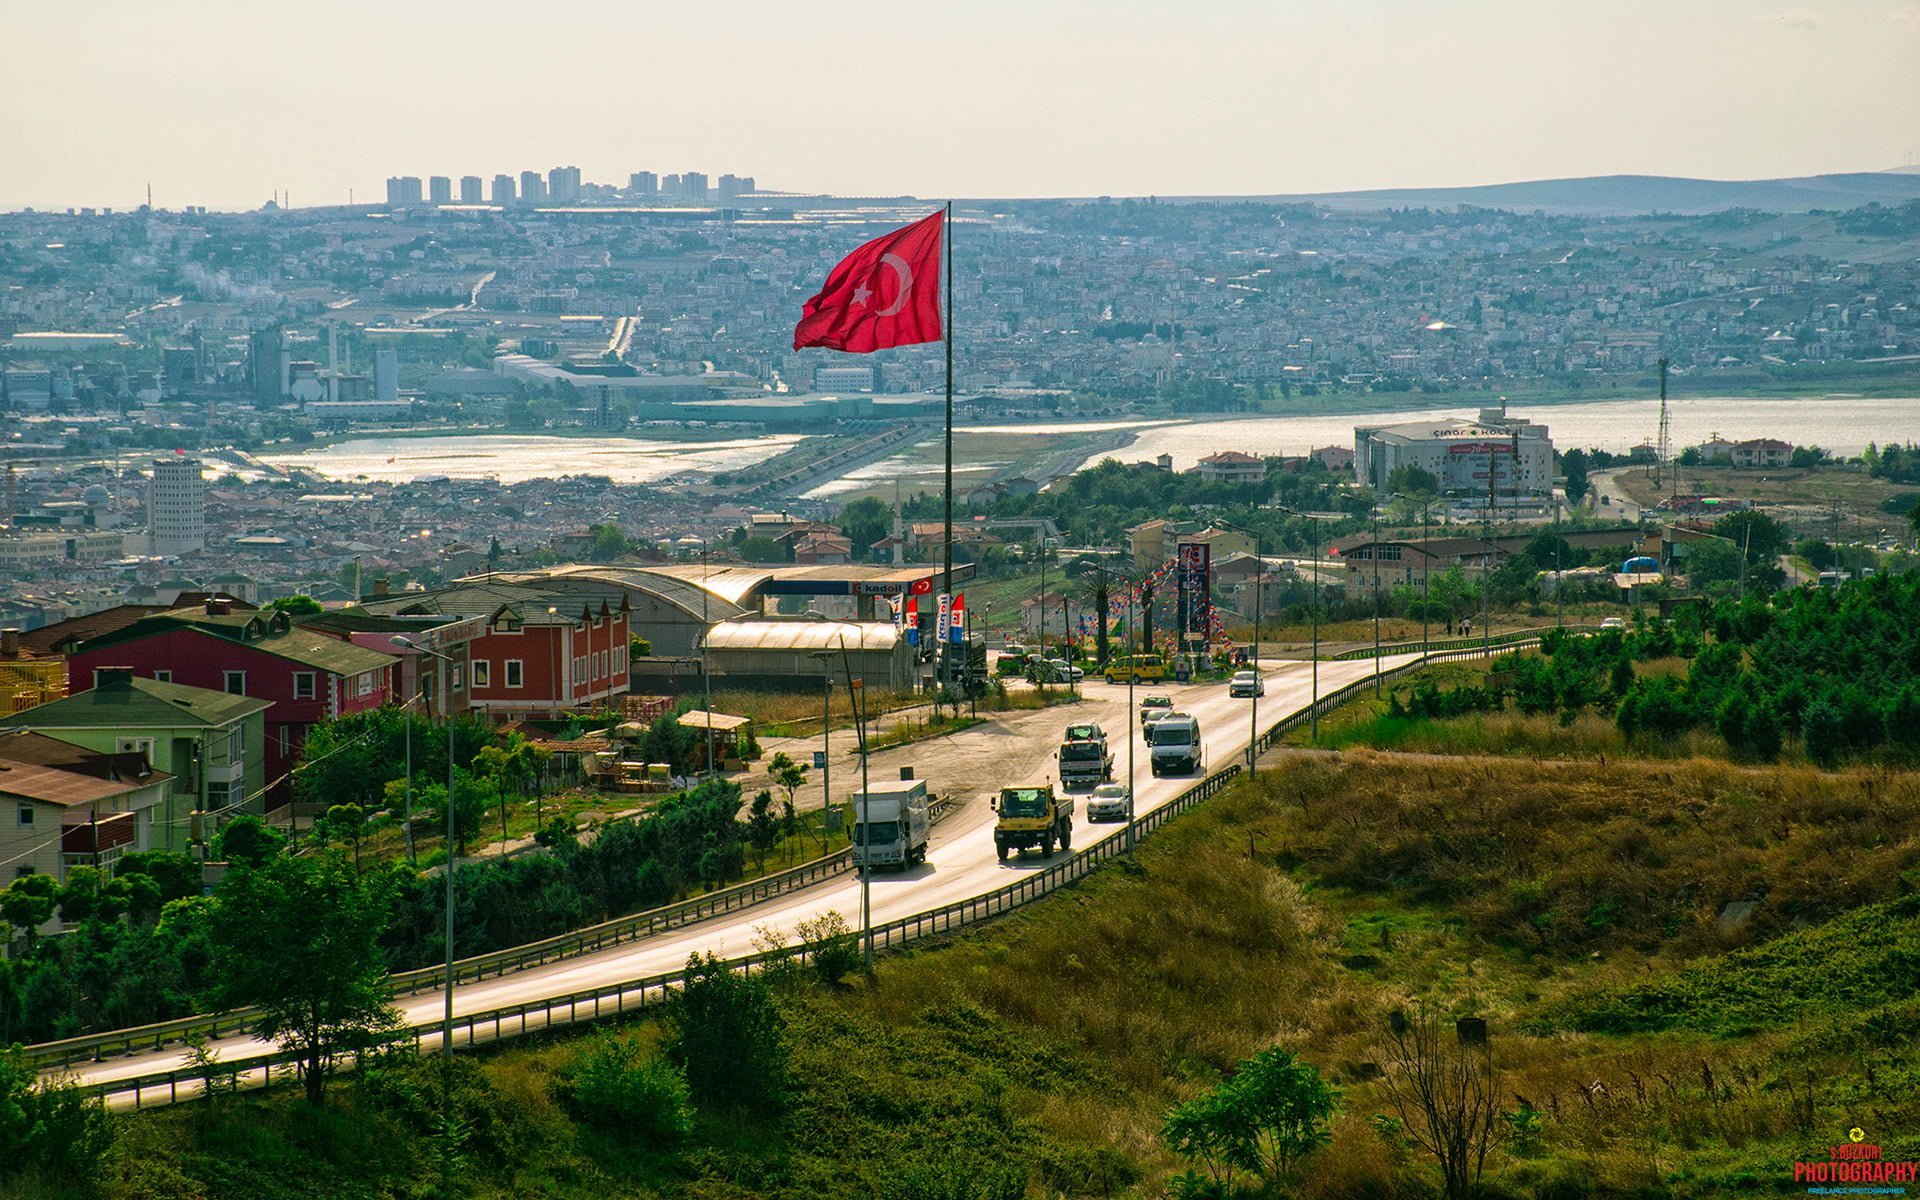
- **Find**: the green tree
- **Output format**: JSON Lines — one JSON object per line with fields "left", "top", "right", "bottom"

{"left": 1561, "top": 448, "right": 1591, "bottom": 504}
{"left": 1683, "top": 539, "right": 1745, "bottom": 590}
{"left": 1385, "top": 463, "right": 1441, "bottom": 499}
{"left": 586, "top": 522, "right": 633, "bottom": 562}
{"left": 0, "top": 1046, "right": 115, "bottom": 1185}
{"left": 321, "top": 803, "right": 368, "bottom": 872}
{"left": 1, "top": 874, "right": 59, "bottom": 948}
{"left": 1713, "top": 510, "right": 1790, "bottom": 567}
{"left": 213, "top": 813, "right": 284, "bottom": 868}
{"left": 739, "top": 534, "right": 787, "bottom": 563}
{"left": 206, "top": 854, "right": 401, "bottom": 1105}
{"left": 1227, "top": 1047, "right": 1339, "bottom": 1184}
{"left": 267, "top": 594, "right": 323, "bottom": 615}
{"left": 838, "top": 495, "right": 892, "bottom": 560}
{"left": 746, "top": 789, "right": 778, "bottom": 872}
{"left": 667, "top": 952, "right": 787, "bottom": 1110}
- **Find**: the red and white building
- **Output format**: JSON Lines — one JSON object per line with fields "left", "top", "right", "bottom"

{"left": 359, "top": 582, "right": 630, "bottom": 720}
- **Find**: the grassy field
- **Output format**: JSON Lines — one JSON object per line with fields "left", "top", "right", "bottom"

{"left": 1614, "top": 463, "right": 1912, "bottom": 532}
{"left": 53, "top": 747, "right": 1918, "bottom": 1200}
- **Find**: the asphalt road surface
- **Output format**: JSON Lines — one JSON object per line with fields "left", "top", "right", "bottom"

{"left": 63, "top": 652, "right": 1417, "bottom": 1097}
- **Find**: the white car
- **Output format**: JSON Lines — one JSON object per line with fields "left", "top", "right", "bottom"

{"left": 1086, "top": 782, "right": 1133, "bottom": 822}
{"left": 1047, "top": 658, "right": 1084, "bottom": 683}
{"left": 1228, "top": 670, "right": 1264, "bottom": 697}
{"left": 1600, "top": 617, "right": 1626, "bottom": 631}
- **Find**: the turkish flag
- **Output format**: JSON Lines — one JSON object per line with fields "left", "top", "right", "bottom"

{"left": 793, "top": 210, "right": 943, "bottom": 352}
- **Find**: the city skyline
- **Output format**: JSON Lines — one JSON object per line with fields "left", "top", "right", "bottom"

{"left": 2, "top": 0, "right": 1917, "bottom": 212}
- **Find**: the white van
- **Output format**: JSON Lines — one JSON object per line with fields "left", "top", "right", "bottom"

{"left": 1148, "top": 713, "right": 1203, "bottom": 776}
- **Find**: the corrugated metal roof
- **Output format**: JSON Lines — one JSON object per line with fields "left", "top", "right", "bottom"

{"left": 702, "top": 620, "right": 900, "bottom": 652}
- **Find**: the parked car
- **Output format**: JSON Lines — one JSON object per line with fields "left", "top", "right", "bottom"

{"left": 1046, "top": 657, "right": 1084, "bottom": 683}
{"left": 1086, "top": 782, "right": 1133, "bottom": 822}
{"left": 1600, "top": 617, "right": 1626, "bottom": 630}
{"left": 1228, "top": 670, "right": 1265, "bottom": 698}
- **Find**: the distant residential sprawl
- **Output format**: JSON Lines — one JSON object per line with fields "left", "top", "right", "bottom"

{"left": 2, "top": 190, "right": 1918, "bottom": 436}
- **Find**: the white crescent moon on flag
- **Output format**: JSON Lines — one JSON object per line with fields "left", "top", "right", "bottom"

{"left": 875, "top": 252, "right": 914, "bottom": 316}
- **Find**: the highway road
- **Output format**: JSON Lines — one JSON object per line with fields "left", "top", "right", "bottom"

{"left": 60, "top": 652, "right": 1418, "bottom": 1095}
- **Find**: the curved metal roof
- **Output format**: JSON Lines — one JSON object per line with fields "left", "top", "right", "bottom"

{"left": 702, "top": 620, "right": 900, "bottom": 653}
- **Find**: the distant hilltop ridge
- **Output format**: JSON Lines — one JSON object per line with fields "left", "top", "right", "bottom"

{"left": 1107, "top": 168, "right": 1920, "bottom": 216}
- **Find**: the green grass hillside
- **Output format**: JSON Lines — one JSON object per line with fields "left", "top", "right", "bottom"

{"left": 19, "top": 753, "right": 1920, "bottom": 1199}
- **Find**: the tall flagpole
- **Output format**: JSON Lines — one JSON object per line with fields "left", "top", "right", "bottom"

{"left": 941, "top": 201, "right": 954, "bottom": 708}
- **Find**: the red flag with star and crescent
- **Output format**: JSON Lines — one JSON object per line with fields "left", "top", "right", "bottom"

{"left": 792, "top": 210, "right": 943, "bottom": 352}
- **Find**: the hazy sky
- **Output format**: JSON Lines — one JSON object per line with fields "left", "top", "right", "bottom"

{"left": 3, "top": 0, "right": 1917, "bottom": 211}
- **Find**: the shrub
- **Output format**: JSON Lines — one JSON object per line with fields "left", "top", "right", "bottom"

{"left": 0, "top": 1047, "right": 116, "bottom": 1183}
{"left": 667, "top": 952, "right": 787, "bottom": 1110}
{"left": 560, "top": 1031, "right": 692, "bottom": 1145}
{"left": 797, "top": 909, "right": 862, "bottom": 985}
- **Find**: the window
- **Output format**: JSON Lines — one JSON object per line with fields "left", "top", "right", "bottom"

{"left": 224, "top": 671, "right": 246, "bottom": 695}
{"left": 613, "top": 647, "right": 626, "bottom": 675}
{"left": 293, "top": 671, "right": 316, "bottom": 699}
{"left": 504, "top": 659, "right": 524, "bottom": 688}
{"left": 14, "top": 866, "right": 32, "bottom": 879}
{"left": 153, "top": 670, "right": 172, "bottom": 683}
{"left": 451, "top": 665, "right": 464, "bottom": 690}
{"left": 357, "top": 672, "right": 374, "bottom": 697}
{"left": 471, "top": 660, "right": 491, "bottom": 688}
{"left": 229, "top": 725, "right": 246, "bottom": 760}
{"left": 206, "top": 782, "right": 230, "bottom": 809}
{"left": 16, "top": 804, "right": 32, "bottom": 828}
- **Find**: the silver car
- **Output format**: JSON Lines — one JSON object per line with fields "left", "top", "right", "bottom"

{"left": 1086, "top": 782, "right": 1133, "bottom": 822}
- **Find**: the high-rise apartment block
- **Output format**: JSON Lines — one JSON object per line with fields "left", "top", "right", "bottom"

{"left": 459, "top": 175, "right": 483, "bottom": 203}
{"left": 248, "top": 329, "right": 287, "bottom": 401}
{"left": 374, "top": 348, "right": 399, "bottom": 402}
{"left": 661, "top": 173, "right": 682, "bottom": 197}
{"left": 718, "top": 173, "right": 755, "bottom": 200}
{"left": 147, "top": 456, "right": 205, "bottom": 556}
{"left": 628, "top": 171, "right": 658, "bottom": 196}
{"left": 682, "top": 171, "right": 709, "bottom": 201}
{"left": 491, "top": 173, "right": 516, "bottom": 204}
{"left": 547, "top": 165, "right": 582, "bottom": 203}
{"left": 385, "top": 176, "right": 424, "bottom": 207}
{"left": 428, "top": 176, "right": 453, "bottom": 205}
{"left": 519, "top": 171, "right": 547, "bottom": 203}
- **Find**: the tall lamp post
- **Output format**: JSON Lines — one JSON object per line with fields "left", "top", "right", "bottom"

{"left": 700, "top": 539, "right": 714, "bottom": 776}
{"left": 1371, "top": 513, "right": 1382, "bottom": 696}
{"left": 391, "top": 636, "right": 459, "bottom": 1060}
{"left": 1280, "top": 508, "right": 1322, "bottom": 742}
{"left": 809, "top": 620, "right": 872, "bottom": 968}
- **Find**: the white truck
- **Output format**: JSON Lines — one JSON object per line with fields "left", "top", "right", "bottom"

{"left": 847, "top": 779, "right": 931, "bottom": 870}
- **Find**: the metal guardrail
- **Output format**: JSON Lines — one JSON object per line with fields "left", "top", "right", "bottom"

{"left": 21, "top": 844, "right": 855, "bottom": 1071}
{"left": 69, "top": 766, "right": 1241, "bottom": 1111}
{"left": 1328, "top": 626, "right": 1593, "bottom": 661}
{"left": 1254, "top": 639, "right": 1540, "bottom": 755}
{"left": 59, "top": 642, "right": 1535, "bottom": 1109}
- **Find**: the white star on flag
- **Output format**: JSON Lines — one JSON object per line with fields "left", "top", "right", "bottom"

{"left": 851, "top": 283, "right": 872, "bottom": 306}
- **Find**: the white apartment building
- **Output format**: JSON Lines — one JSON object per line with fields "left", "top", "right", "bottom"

{"left": 146, "top": 456, "right": 205, "bottom": 556}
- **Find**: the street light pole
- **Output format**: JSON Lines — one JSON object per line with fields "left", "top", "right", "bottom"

{"left": 834, "top": 634, "right": 873, "bottom": 970}
{"left": 1215, "top": 520, "right": 1264, "bottom": 773}
{"left": 1372, "top": 513, "right": 1382, "bottom": 697}
{"left": 391, "top": 636, "right": 458, "bottom": 1061}
{"left": 701, "top": 540, "right": 714, "bottom": 777}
